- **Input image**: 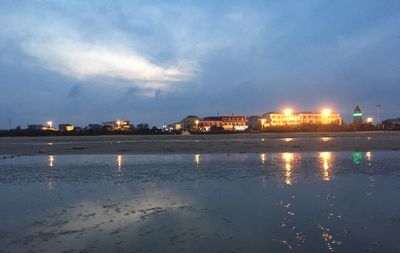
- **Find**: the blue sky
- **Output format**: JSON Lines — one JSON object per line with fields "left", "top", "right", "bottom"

{"left": 0, "top": 0, "right": 399, "bottom": 128}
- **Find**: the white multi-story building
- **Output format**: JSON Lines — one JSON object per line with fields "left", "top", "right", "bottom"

{"left": 260, "top": 110, "right": 342, "bottom": 127}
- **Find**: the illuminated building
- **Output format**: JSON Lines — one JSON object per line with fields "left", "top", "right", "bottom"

{"left": 180, "top": 115, "right": 201, "bottom": 130}
{"left": 165, "top": 123, "right": 182, "bottom": 132}
{"left": 58, "top": 124, "right": 75, "bottom": 132}
{"left": 102, "top": 120, "right": 133, "bottom": 131}
{"left": 199, "top": 115, "right": 248, "bottom": 132}
{"left": 353, "top": 106, "right": 363, "bottom": 124}
{"left": 259, "top": 110, "right": 342, "bottom": 127}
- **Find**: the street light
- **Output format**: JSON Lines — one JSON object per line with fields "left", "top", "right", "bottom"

{"left": 367, "top": 117, "right": 373, "bottom": 123}
{"left": 47, "top": 121, "right": 53, "bottom": 129}
{"left": 195, "top": 120, "right": 199, "bottom": 131}
{"left": 283, "top": 108, "right": 293, "bottom": 116}
{"left": 321, "top": 108, "right": 331, "bottom": 116}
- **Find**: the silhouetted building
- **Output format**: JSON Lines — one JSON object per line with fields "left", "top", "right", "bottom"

{"left": 87, "top": 124, "right": 102, "bottom": 131}
{"left": 381, "top": 118, "right": 400, "bottom": 130}
{"left": 27, "top": 124, "right": 44, "bottom": 130}
{"left": 247, "top": 116, "right": 260, "bottom": 130}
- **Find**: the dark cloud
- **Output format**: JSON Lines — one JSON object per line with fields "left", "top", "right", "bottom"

{"left": 68, "top": 84, "right": 82, "bottom": 98}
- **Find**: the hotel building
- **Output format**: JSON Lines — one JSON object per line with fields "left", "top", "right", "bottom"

{"left": 260, "top": 111, "right": 342, "bottom": 127}
{"left": 199, "top": 115, "right": 248, "bottom": 132}
{"left": 102, "top": 120, "right": 132, "bottom": 131}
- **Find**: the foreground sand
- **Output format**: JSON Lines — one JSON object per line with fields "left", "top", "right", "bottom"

{"left": 1, "top": 132, "right": 400, "bottom": 156}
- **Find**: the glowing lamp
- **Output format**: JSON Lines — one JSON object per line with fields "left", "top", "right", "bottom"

{"left": 321, "top": 108, "right": 331, "bottom": 116}
{"left": 283, "top": 108, "right": 293, "bottom": 116}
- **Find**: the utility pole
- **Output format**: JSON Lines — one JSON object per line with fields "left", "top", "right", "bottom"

{"left": 376, "top": 105, "right": 381, "bottom": 126}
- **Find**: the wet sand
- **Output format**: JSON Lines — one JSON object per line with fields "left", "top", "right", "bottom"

{"left": 1, "top": 132, "right": 400, "bottom": 156}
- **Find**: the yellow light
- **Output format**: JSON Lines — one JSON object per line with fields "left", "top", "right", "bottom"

{"left": 284, "top": 138, "right": 293, "bottom": 142}
{"left": 319, "top": 152, "right": 332, "bottom": 181}
{"left": 47, "top": 121, "right": 53, "bottom": 128}
{"left": 48, "top": 155, "right": 54, "bottom": 167}
{"left": 194, "top": 154, "right": 200, "bottom": 166}
{"left": 365, "top": 152, "right": 372, "bottom": 161}
{"left": 283, "top": 108, "right": 293, "bottom": 116}
{"left": 260, "top": 153, "right": 266, "bottom": 164}
{"left": 321, "top": 137, "right": 331, "bottom": 142}
{"left": 321, "top": 108, "right": 331, "bottom": 116}
{"left": 282, "top": 153, "right": 294, "bottom": 185}
{"left": 117, "top": 155, "right": 123, "bottom": 170}
{"left": 367, "top": 117, "right": 373, "bottom": 123}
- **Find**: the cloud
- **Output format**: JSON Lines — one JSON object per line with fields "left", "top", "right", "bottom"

{"left": 0, "top": 7, "right": 197, "bottom": 96}
{"left": 21, "top": 33, "right": 195, "bottom": 93}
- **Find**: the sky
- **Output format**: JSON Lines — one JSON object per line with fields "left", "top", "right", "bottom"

{"left": 0, "top": 0, "right": 399, "bottom": 128}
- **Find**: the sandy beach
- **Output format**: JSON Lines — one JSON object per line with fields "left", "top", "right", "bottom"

{"left": 1, "top": 131, "right": 400, "bottom": 156}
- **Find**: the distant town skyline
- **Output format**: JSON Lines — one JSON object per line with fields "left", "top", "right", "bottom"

{"left": 1, "top": 0, "right": 400, "bottom": 129}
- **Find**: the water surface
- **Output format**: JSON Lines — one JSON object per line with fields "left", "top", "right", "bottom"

{"left": 1, "top": 152, "right": 399, "bottom": 253}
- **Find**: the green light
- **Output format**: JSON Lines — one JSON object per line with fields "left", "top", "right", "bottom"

{"left": 352, "top": 152, "right": 362, "bottom": 165}
{"left": 353, "top": 113, "right": 362, "bottom": 117}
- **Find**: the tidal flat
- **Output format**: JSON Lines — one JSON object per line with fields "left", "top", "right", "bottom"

{"left": 1, "top": 132, "right": 400, "bottom": 155}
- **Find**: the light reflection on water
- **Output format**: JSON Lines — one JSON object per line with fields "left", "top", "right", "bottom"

{"left": 194, "top": 154, "right": 200, "bottom": 167}
{"left": 0, "top": 151, "right": 400, "bottom": 253}
{"left": 320, "top": 152, "right": 333, "bottom": 181}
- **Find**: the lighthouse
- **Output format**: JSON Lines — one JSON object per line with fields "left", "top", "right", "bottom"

{"left": 353, "top": 106, "right": 363, "bottom": 124}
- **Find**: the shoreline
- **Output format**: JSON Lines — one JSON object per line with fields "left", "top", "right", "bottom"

{"left": 1, "top": 132, "right": 400, "bottom": 156}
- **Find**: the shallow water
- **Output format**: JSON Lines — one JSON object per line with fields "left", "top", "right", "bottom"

{"left": 1, "top": 152, "right": 400, "bottom": 253}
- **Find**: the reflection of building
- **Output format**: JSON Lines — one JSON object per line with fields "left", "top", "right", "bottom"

{"left": 102, "top": 120, "right": 133, "bottom": 131}
{"left": 260, "top": 111, "right": 342, "bottom": 127}
{"left": 353, "top": 106, "right": 363, "bottom": 124}
{"left": 199, "top": 115, "right": 248, "bottom": 132}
